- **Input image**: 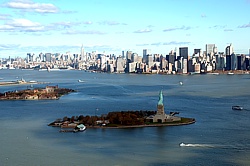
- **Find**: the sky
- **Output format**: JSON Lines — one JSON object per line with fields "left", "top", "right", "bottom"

{"left": 0, "top": 0, "right": 250, "bottom": 58}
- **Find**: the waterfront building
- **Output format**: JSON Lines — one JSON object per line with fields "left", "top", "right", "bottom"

{"left": 45, "top": 53, "right": 52, "bottom": 63}
{"left": 160, "top": 57, "right": 167, "bottom": 71}
{"left": 131, "top": 53, "right": 138, "bottom": 62}
{"left": 128, "top": 62, "right": 136, "bottom": 73}
{"left": 179, "top": 47, "right": 188, "bottom": 74}
{"left": 194, "top": 48, "right": 201, "bottom": 55}
{"left": 206, "top": 44, "right": 215, "bottom": 57}
{"left": 143, "top": 49, "right": 151, "bottom": 63}
{"left": 81, "top": 45, "right": 85, "bottom": 61}
{"left": 183, "top": 59, "right": 188, "bottom": 74}
{"left": 231, "top": 53, "right": 237, "bottom": 70}
{"left": 116, "top": 57, "right": 125, "bottom": 73}
{"left": 225, "top": 44, "right": 234, "bottom": 70}
{"left": 246, "top": 57, "right": 250, "bottom": 70}
{"left": 194, "top": 63, "right": 201, "bottom": 73}
{"left": 27, "top": 53, "right": 32, "bottom": 63}
{"left": 166, "top": 53, "right": 176, "bottom": 64}
{"left": 137, "top": 56, "right": 142, "bottom": 63}
{"left": 154, "top": 54, "right": 160, "bottom": 62}
{"left": 147, "top": 55, "right": 153, "bottom": 69}
{"left": 107, "top": 64, "right": 114, "bottom": 73}
{"left": 236, "top": 54, "right": 246, "bottom": 70}
{"left": 216, "top": 52, "right": 225, "bottom": 70}
{"left": 168, "top": 63, "right": 173, "bottom": 73}
{"left": 179, "top": 47, "right": 188, "bottom": 59}
{"left": 122, "top": 50, "right": 125, "bottom": 59}
{"left": 187, "top": 58, "right": 194, "bottom": 73}
{"left": 126, "top": 51, "right": 132, "bottom": 61}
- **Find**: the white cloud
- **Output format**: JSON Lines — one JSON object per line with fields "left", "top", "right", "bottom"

{"left": 62, "top": 30, "right": 106, "bottom": 35}
{"left": 98, "top": 20, "right": 127, "bottom": 26}
{"left": 151, "top": 42, "right": 161, "bottom": 46}
{"left": 83, "top": 21, "right": 93, "bottom": 25}
{"left": 163, "top": 41, "right": 191, "bottom": 45}
{"left": 51, "top": 21, "right": 82, "bottom": 29}
{"left": 201, "top": 14, "right": 207, "bottom": 18}
{"left": 224, "top": 29, "right": 233, "bottom": 32}
{"left": 163, "top": 26, "right": 191, "bottom": 32}
{"left": 238, "top": 22, "right": 250, "bottom": 28}
{"left": 134, "top": 28, "right": 152, "bottom": 33}
{"left": 0, "top": 44, "right": 21, "bottom": 50}
{"left": 0, "top": 18, "right": 44, "bottom": 32}
{"left": 8, "top": 18, "right": 40, "bottom": 27}
{"left": 136, "top": 43, "right": 150, "bottom": 46}
{"left": 5, "top": 0, "right": 59, "bottom": 13}
{"left": 0, "top": 13, "right": 12, "bottom": 20}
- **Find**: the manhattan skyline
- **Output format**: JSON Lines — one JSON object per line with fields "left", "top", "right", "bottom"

{"left": 0, "top": 0, "right": 250, "bottom": 58}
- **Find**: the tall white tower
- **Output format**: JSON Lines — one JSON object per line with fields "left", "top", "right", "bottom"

{"left": 81, "top": 44, "right": 85, "bottom": 61}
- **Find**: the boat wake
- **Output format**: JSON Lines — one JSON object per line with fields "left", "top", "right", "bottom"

{"left": 179, "top": 143, "right": 214, "bottom": 148}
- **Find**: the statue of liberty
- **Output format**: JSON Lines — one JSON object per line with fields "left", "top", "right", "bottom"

{"left": 158, "top": 90, "right": 163, "bottom": 106}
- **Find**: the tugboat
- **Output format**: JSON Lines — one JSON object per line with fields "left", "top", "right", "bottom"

{"left": 232, "top": 106, "right": 243, "bottom": 110}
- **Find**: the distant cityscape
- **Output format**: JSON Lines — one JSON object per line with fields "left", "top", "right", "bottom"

{"left": 1, "top": 43, "right": 250, "bottom": 74}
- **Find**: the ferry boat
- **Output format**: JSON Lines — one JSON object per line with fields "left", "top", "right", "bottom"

{"left": 74, "top": 124, "right": 86, "bottom": 132}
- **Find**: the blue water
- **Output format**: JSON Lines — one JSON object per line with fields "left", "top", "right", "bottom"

{"left": 0, "top": 70, "right": 250, "bottom": 166}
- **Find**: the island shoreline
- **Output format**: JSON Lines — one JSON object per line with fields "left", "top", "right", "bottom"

{"left": 86, "top": 118, "right": 196, "bottom": 129}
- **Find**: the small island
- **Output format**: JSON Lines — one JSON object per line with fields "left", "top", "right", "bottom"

{"left": 48, "top": 90, "right": 195, "bottom": 131}
{"left": 0, "top": 85, "right": 75, "bottom": 100}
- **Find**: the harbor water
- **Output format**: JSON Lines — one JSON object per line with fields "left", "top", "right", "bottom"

{"left": 0, "top": 70, "right": 250, "bottom": 166}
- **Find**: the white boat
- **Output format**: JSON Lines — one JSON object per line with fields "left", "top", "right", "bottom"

{"left": 74, "top": 124, "right": 86, "bottom": 132}
{"left": 207, "top": 73, "right": 219, "bottom": 75}
{"left": 232, "top": 106, "right": 243, "bottom": 110}
{"left": 47, "top": 67, "right": 60, "bottom": 72}
{"left": 38, "top": 69, "right": 48, "bottom": 71}
{"left": 78, "top": 80, "right": 85, "bottom": 83}
{"left": 227, "top": 72, "right": 234, "bottom": 75}
{"left": 179, "top": 143, "right": 213, "bottom": 147}
{"left": 179, "top": 81, "right": 183, "bottom": 85}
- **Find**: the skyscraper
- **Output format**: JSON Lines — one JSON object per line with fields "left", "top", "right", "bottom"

{"left": 126, "top": 51, "right": 132, "bottom": 61}
{"left": 143, "top": 49, "right": 151, "bottom": 63}
{"left": 179, "top": 47, "right": 188, "bottom": 59}
{"left": 81, "top": 44, "right": 85, "bottom": 61}
{"left": 225, "top": 43, "right": 234, "bottom": 70}
{"left": 206, "top": 44, "right": 215, "bottom": 56}
{"left": 225, "top": 43, "right": 234, "bottom": 56}
{"left": 122, "top": 51, "right": 125, "bottom": 59}
{"left": 179, "top": 47, "right": 188, "bottom": 74}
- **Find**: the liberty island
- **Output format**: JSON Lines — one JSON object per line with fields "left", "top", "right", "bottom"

{"left": 48, "top": 90, "right": 195, "bottom": 131}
